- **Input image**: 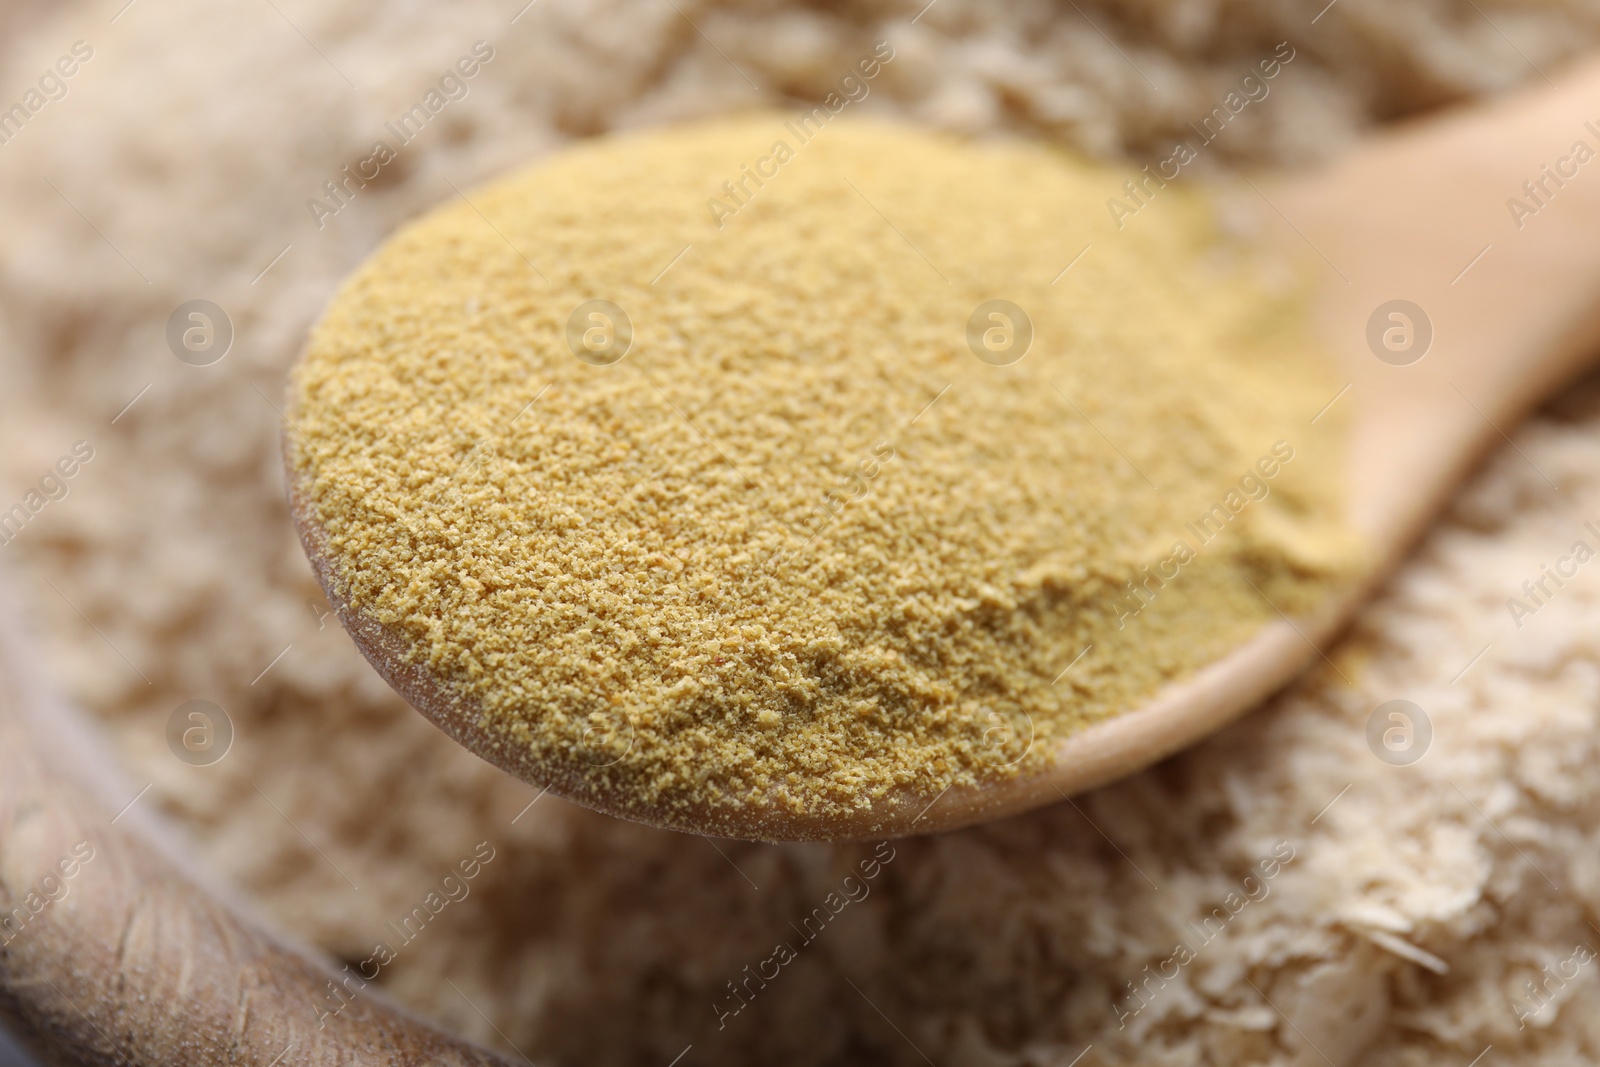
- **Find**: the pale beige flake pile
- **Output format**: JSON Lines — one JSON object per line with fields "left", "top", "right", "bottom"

{"left": 4, "top": 0, "right": 1600, "bottom": 1064}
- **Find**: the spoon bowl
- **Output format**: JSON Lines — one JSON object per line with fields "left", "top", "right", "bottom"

{"left": 289, "top": 59, "right": 1600, "bottom": 841}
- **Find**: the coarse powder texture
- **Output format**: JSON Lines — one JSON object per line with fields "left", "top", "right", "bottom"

{"left": 9, "top": 0, "right": 1600, "bottom": 1064}
{"left": 288, "top": 116, "right": 1354, "bottom": 829}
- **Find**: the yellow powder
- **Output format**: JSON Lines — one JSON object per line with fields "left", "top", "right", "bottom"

{"left": 287, "top": 115, "right": 1355, "bottom": 837}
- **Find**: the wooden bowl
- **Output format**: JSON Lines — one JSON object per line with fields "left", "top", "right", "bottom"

{"left": 0, "top": 583, "right": 513, "bottom": 1066}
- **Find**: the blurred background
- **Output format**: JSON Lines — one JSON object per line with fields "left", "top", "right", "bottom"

{"left": 0, "top": 1028, "right": 34, "bottom": 1067}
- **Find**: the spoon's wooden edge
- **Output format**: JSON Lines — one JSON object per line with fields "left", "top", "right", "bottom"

{"left": 287, "top": 418, "right": 1372, "bottom": 842}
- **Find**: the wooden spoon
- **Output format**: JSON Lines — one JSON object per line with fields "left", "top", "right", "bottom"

{"left": 291, "top": 57, "right": 1600, "bottom": 842}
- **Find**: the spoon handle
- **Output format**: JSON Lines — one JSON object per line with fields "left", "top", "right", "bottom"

{"left": 1281, "top": 56, "right": 1600, "bottom": 547}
